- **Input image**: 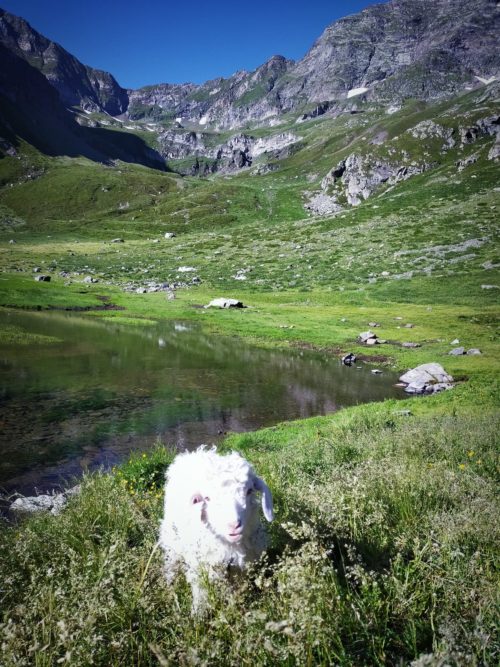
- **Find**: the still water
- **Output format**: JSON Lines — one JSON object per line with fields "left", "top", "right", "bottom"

{"left": 0, "top": 310, "right": 403, "bottom": 494}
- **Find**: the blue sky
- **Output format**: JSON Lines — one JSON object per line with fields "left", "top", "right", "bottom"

{"left": 2, "top": 1, "right": 386, "bottom": 89}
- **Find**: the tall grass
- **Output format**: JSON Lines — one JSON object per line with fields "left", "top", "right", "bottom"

{"left": 1, "top": 407, "right": 498, "bottom": 666}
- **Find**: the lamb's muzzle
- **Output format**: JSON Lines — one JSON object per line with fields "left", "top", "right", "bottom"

{"left": 159, "top": 447, "right": 273, "bottom": 613}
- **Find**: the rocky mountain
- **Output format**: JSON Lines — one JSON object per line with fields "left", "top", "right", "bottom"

{"left": 0, "top": 8, "right": 128, "bottom": 114}
{"left": 0, "top": 0, "right": 498, "bottom": 172}
{"left": 127, "top": 0, "right": 500, "bottom": 129}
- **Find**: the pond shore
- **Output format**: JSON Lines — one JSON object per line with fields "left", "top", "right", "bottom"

{"left": 0, "top": 278, "right": 498, "bottom": 665}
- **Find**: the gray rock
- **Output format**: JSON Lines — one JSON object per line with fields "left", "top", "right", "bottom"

{"left": 33, "top": 267, "right": 41, "bottom": 272}
{"left": 371, "top": 369, "right": 382, "bottom": 374}
{"left": 83, "top": 276, "right": 98, "bottom": 283}
{"left": 450, "top": 338, "right": 460, "bottom": 345}
{"left": 449, "top": 347, "right": 465, "bottom": 355}
{"left": 394, "top": 409, "right": 412, "bottom": 416}
{"left": 402, "top": 342, "right": 421, "bottom": 348}
{"left": 34, "top": 275, "right": 51, "bottom": 282}
{"left": 111, "top": 238, "right": 124, "bottom": 243}
{"left": 8, "top": 238, "right": 16, "bottom": 244}
{"left": 136, "top": 288, "right": 147, "bottom": 294}
{"left": 358, "top": 330, "right": 377, "bottom": 343}
{"left": 466, "top": 348, "right": 482, "bottom": 355}
{"left": 10, "top": 485, "right": 81, "bottom": 516}
{"left": 164, "top": 232, "right": 176, "bottom": 239}
{"left": 368, "top": 322, "right": 380, "bottom": 327}
{"left": 399, "top": 362, "right": 454, "bottom": 394}
{"left": 205, "top": 298, "right": 245, "bottom": 309}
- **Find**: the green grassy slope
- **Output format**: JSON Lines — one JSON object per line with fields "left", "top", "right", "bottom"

{"left": 0, "top": 85, "right": 499, "bottom": 666}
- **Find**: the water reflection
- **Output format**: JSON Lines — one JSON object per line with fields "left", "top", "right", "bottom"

{"left": 0, "top": 310, "right": 403, "bottom": 493}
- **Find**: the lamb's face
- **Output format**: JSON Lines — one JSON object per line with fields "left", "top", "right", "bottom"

{"left": 193, "top": 472, "right": 259, "bottom": 544}
{"left": 164, "top": 449, "right": 273, "bottom": 546}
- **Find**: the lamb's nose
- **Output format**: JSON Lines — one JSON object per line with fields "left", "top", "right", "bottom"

{"left": 228, "top": 519, "right": 242, "bottom": 531}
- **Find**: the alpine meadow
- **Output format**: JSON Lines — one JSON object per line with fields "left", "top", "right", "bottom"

{"left": 0, "top": 1, "right": 499, "bottom": 665}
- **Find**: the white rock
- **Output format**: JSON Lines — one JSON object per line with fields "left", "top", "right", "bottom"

{"left": 400, "top": 363, "right": 453, "bottom": 386}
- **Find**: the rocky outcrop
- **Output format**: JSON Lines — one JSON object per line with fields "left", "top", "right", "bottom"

{"left": 158, "top": 129, "right": 299, "bottom": 173}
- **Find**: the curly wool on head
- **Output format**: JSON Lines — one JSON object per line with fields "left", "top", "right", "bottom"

{"left": 159, "top": 446, "right": 273, "bottom": 613}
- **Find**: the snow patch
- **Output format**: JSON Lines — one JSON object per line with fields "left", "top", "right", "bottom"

{"left": 347, "top": 87, "right": 368, "bottom": 99}
{"left": 475, "top": 75, "right": 496, "bottom": 85}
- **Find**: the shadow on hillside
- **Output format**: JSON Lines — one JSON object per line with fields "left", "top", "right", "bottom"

{"left": 0, "top": 44, "right": 167, "bottom": 171}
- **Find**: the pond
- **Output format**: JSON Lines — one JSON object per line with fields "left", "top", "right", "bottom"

{"left": 0, "top": 310, "right": 403, "bottom": 494}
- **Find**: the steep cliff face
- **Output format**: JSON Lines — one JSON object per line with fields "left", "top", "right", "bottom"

{"left": 128, "top": 0, "right": 500, "bottom": 128}
{"left": 280, "top": 0, "right": 500, "bottom": 106}
{"left": 0, "top": 9, "right": 128, "bottom": 114}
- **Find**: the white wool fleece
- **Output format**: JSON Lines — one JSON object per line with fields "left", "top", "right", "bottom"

{"left": 159, "top": 447, "right": 273, "bottom": 612}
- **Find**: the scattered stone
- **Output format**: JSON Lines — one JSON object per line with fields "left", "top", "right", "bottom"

{"left": 340, "top": 317, "right": 347, "bottom": 322}
{"left": 136, "top": 288, "right": 147, "bottom": 294}
{"left": 164, "top": 232, "right": 176, "bottom": 239}
{"left": 33, "top": 267, "right": 41, "bottom": 273}
{"left": 177, "top": 266, "right": 196, "bottom": 273}
{"left": 449, "top": 347, "right": 465, "bottom": 355}
{"left": 394, "top": 409, "right": 412, "bottom": 417}
{"left": 466, "top": 348, "right": 482, "bottom": 355}
{"left": 83, "top": 276, "right": 98, "bottom": 283}
{"left": 371, "top": 369, "right": 382, "bottom": 374}
{"left": 205, "top": 298, "right": 245, "bottom": 309}
{"left": 404, "top": 323, "right": 414, "bottom": 328}
{"left": 368, "top": 322, "right": 380, "bottom": 327}
{"left": 9, "top": 485, "right": 81, "bottom": 516}
{"left": 166, "top": 290, "right": 176, "bottom": 301}
{"left": 358, "top": 330, "right": 378, "bottom": 343}
{"left": 481, "top": 284, "right": 499, "bottom": 289}
{"left": 34, "top": 275, "right": 51, "bottom": 282}
{"left": 399, "top": 362, "right": 454, "bottom": 394}
{"left": 8, "top": 239, "right": 16, "bottom": 244}
{"left": 450, "top": 338, "right": 460, "bottom": 345}
{"left": 342, "top": 352, "right": 357, "bottom": 365}
{"left": 111, "top": 238, "right": 124, "bottom": 243}
{"left": 402, "top": 342, "right": 421, "bottom": 348}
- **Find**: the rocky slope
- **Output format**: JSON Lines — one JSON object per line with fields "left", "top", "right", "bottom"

{"left": 0, "top": 8, "right": 128, "bottom": 115}
{"left": 127, "top": 0, "right": 500, "bottom": 129}
{"left": 0, "top": 0, "right": 498, "bottom": 171}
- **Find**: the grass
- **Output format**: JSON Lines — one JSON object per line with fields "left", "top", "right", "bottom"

{"left": 0, "top": 82, "right": 499, "bottom": 665}
{"left": 0, "top": 399, "right": 498, "bottom": 665}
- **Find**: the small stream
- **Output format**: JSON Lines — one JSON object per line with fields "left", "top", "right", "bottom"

{"left": 0, "top": 310, "right": 403, "bottom": 494}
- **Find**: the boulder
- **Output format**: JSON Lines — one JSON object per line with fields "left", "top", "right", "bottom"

{"left": 358, "top": 330, "right": 377, "bottom": 343}
{"left": 449, "top": 347, "right": 465, "bottom": 355}
{"left": 34, "top": 275, "right": 51, "bottom": 282}
{"left": 205, "top": 298, "right": 245, "bottom": 309}
{"left": 164, "top": 232, "right": 176, "bottom": 239}
{"left": 399, "top": 362, "right": 454, "bottom": 394}
{"left": 83, "top": 276, "right": 98, "bottom": 283}
{"left": 466, "top": 348, "right": 482, "bottom": 355}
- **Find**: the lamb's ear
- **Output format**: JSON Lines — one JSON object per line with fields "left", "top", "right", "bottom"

{"left": 254, "top": 476, "right": 274, "bottom": 522}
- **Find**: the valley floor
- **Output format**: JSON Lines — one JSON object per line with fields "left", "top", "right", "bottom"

{"left": 0, "top": 273, "right": 498, "bottom": 666}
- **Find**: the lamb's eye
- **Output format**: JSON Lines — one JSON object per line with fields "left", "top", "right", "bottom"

{"left": 191, "top": 494, "right": 203, "bottom": 504}
{"left": 246, "top": 488, "right": 253, "bottom": 496}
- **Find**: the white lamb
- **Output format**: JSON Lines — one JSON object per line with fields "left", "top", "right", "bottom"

{"left": 159, "top": 447, "right": 274, "bottom": 613}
